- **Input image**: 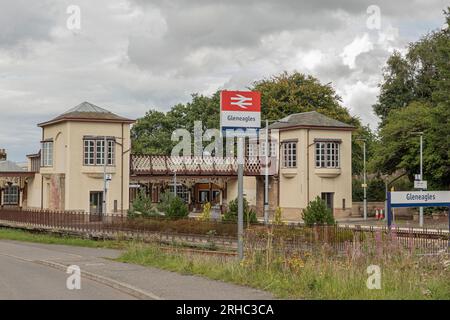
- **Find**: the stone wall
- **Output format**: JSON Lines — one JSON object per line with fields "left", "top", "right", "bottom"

{"left": 352, "top": 201, "right": 413, "bottom": 218}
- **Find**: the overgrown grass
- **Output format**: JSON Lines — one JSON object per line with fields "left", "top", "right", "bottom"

{"left": 1, "top": 226, "right": 448, "bottom": 299}
{"left": 118, "top": 242, "right": 450, "bottom": 300}
{"left": 0, "top": 227, "right": 126, "bottom": 249}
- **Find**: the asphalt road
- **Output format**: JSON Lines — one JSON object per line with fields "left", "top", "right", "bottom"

{"left": 0, "top": 240, "right": 273, "bottom": 300}
{"left": 0, "top": 252, "right": 135, "bottom": 299}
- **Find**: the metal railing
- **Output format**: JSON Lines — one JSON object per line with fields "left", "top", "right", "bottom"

{"left": 0, "top": 208, "right": 447, "bottom": 254}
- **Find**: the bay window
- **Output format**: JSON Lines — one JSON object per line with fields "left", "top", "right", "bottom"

{"left": 83, "top": 137, "right": 115, "bottom": 166}
{"left": 315, "top": 141, "right": 340, "bottom": 168}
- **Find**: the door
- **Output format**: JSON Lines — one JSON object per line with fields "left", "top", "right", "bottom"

{"left": 89, "top": 192, "right": 103, "bottom": 215}
{"left": 321, "top": 192, "right": 334, "bottom": 215}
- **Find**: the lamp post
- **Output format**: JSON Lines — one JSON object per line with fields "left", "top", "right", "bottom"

{"left": 411, "top": 131, "right": 424, "bottom": 227}
{"left": 356, "top": 138, "right": 367, "bottom": 220}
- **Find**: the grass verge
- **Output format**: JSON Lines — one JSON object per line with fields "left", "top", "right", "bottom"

{"left": 118, "top": 243, "right": 450, "bottom": 300}
{"left": 0, "top": 227, "right": 126, "bottom": 249}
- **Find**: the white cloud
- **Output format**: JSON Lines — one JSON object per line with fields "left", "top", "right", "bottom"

{"left": 340, "top": 33, "right": 374, "bottom": 69}
{"left": 0, "top": 0, "right": 448, "bottom": 161}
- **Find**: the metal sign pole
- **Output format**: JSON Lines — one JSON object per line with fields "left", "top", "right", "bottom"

{"left": 237, "top": 136, "right": 244, "bottom": 260}
{"left": 419, "top": 134, "right": 424, "bottom": 227}
{"left": 363, "top": 141, "right": 367, "bottom": 220}
{"left": 387, "top": 192, "right": 392, "bottom": 230}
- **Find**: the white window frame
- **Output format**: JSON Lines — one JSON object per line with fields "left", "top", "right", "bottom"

{"left": 3, "top": 185, "right": 19, "bottom": 205}
{"left": 246, "top": 142, "right": 258, "bottom": 158}
{"left": 107, "top": 140, "right": 115, "bottom": 165}
{"left": 84, "top": 140, "right": 95, "bottom": 165}
{"left": 83, "top": 137, "right": 115, "bottom": 166}
{"left": 282, "top": 141, "right": 297, "bottom": 168}
{"left": 260, "top": 141, "right": 277, "bottom": 157}
{"left": 96, "top": 140, "right": 105, "bottom": 165}
{"left": 315, "top": 141, "right": 340, "bottom": 168}
{"left": 41, "top": 141, "right": 53, "bottom": 167}
{"left": 169, "top": 184, "right": 189, "bottom": 203}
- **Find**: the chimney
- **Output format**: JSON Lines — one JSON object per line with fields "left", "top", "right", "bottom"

{"left": 0, "top": 149, "right": 6, "bottom": 161}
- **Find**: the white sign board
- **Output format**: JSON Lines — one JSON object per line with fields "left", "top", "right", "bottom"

{"left": 390, "top": 191, "right": 450, "bottom": 207}
{"left": 414, "top": 180, "right": 427, "bottom": 189}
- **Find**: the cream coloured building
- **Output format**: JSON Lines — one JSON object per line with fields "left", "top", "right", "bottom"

{"left": 221, "top": 111, "right": 354, "bottom": 220}
{"left": 1, "top": 104, "right": 353, "bottom": 221}
{"left": 267, "top": 111, "right": 354, "bottom": 219}
{"left": 130, "top": 111, "right": 355, "bottom": 221}
{"left": 24, "top": 102, "right": 134, "bottom": 214}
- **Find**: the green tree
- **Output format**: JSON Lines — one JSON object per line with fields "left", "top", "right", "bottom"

{"left": 223, "top": 197, "right": 257, "bottom": 223}
{"left": 301, "top": 196, "right": 335, "bottom": 226}
{"left": 371, "top": 8, "right": 450, "bottom": 188}
{"left": 373, "top": 8, "right": 450, "bottom": 127}
{"left": 157, "top": 192, "right": 189, "bottom": 219}
{"left": 128, "top": 190, "right": 161, "bottom": 218}
{"left": 131, "top": 110, "right": 176, "bottom": 155}
{"left": 253, "top": 72, "right": 359, "bottom": 127}
{"left": 132, "top": 71, "right": 368, "bottom": 173}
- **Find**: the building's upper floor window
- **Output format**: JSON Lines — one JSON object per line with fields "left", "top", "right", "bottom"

{"left": 315, "top": 141, "right": 340, "bottom": 168}
{"left": 83, "top": 137, "right": 115, "bottom": 166}
{"left": 246, "top": 142, "right": 258, "bottom": 158}
{"left": 260, "top": 141, "right": 277, "bottom": 157}
{"left": 282, "top": 141, "right": 297, "bottom": 168}
{"left": 246, "top": 141, "right": 277, "bottom": 159}
{"left": 41, "top": 140, "right": 53, "bottom": 167}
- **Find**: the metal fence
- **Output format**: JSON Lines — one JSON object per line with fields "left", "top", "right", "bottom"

{"left": 0, "top": 208, "right": 448, "bottom": 254}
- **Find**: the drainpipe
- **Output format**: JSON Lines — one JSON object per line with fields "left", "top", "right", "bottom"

{"left": 121, "top": 123, "right": 124, "bottom": 214}
{"left": 40, "top": 128, "right": 44, "bottom": 209}
{"left": 103, "top": 135, "right": 107, "bottom": 216}
{"left": 306, "top": 129, "right": 309, "bottom": 204}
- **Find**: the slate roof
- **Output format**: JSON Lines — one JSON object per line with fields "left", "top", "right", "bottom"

{"left": 38, "top": 102, "right": 134, "bottom": 127}
{"left": 0, "top": 160, "right": 25, "bottom": 172}
{"left": 268, "top": 111, "right": 355, "bottom": 130}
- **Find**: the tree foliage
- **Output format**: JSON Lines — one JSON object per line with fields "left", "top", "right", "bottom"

{"left": 301, "top": 196, "right": 335, "bottom": 226}
{"left": 222, "top": 197, "right": 257, "bottom": 223}
{"left": 131, "top": 71, "right": 368, "bottom": 173}
{"left": 128, "top": 190, "right": 162, "bottom": 218}
{"left": 372, "top": 8, "right": 450, "bottom": 188}
{"left": 157, "top": 192, "right": 189, "bottom": 219}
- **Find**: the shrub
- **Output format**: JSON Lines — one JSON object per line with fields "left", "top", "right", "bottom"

{"left": 128, "top": 190, "right": 162, "bottom": 218}
{"left": 273, "top": 207, "right": 285, "bottom": 225}
{"left": 199, "top": 202, "right": 211, "bottom": 221}
{"left": 158, "top": 191, "right": 189, "bottom": 219}
{"left": 223, "top": 197, "right": 257, "bottom": 223}
{"left": 301, "top": 196, "right": 335, "bottom": 226}
{"left": 122, "top": 217, "right": 237, "bottom": 236}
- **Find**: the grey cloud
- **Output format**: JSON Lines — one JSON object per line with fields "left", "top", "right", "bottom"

{"left": 0, "top": 0, "right": 448, "bottom": 161}
{"left": 0, "top": 0, "right": 58, "bottom": 48}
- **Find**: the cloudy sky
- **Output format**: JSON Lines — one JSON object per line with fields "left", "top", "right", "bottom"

{"left": 0, "top": 0, "right": 448, "bottom": 161}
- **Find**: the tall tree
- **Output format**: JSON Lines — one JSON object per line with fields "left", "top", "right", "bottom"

{"left": 131, "top": 71, "right": 368, "bottom": 173}
{"left": 371, "top": 8, "right": 450, "bottom": 188}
